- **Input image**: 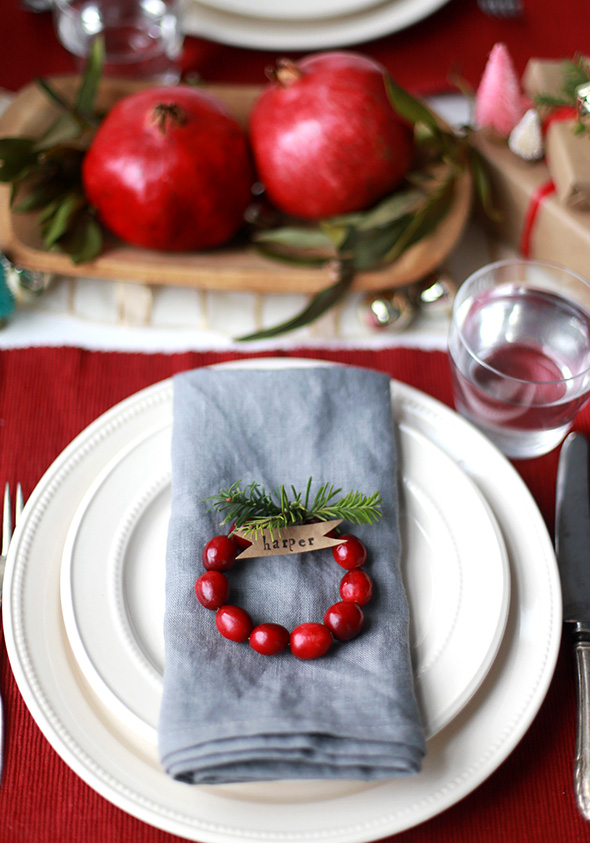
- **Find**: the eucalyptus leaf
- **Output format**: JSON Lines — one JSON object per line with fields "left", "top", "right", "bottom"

{"left": 254, "top": 226, "right": 335, "bottom": 252}
{"left": 0, "top": 139, "right": 38, "bottom": 183}
{"left": 383, "top": 176, "right": 455, "bottom": 264}
{"left": 13, "top": 180, "right": 64, "bottom": 212}
{"left": 253, "top": 243, "right": 327, "bottom": 267}
{"left": 467, "top": 144, "right": 502, "bottom": 222}
{"left": 42, "top": 193, "right": 83, "bottom": 247}
{"left": 385, "top": 75, "right": 444, "bottom": 138}
{"left": 59, "top": 212, "right": 103, "bottom": 263}
{"left": 37, "top": 196, "right": 63, "bottom": 224}
{"left": 343, "top": 219, "right": 411, "bottom": 270}
{"left": 325, "top": 187, "right": 424, "bottom": 232}
{"left": 237, "top": 261, "right": 356, "bottom": 341}
{"left": 0, "top": 137, "right": 36, "bottom": 157}
{"left": 75, "top": 36, "right": 105, "bottom": 119}
{"left": 36, "top": 113, "right": 84, "bottom": 150}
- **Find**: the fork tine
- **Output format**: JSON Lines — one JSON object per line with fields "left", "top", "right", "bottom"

{"left": 15, "top": 484, "right": 23, "bottom": 523}
{"left": 2, "top": 485, "right": 11, "bottom": 557}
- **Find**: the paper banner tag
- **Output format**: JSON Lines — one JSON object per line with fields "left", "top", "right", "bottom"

{"left": 234, "top": 519, "right": 345, "bottom": 560}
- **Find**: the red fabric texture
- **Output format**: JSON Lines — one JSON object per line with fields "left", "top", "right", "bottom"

{"left": 1, "top": 0, "right": 590, "bottom": 96}
{"left": 0, "top": 344, "right": 588, "bottom": 842}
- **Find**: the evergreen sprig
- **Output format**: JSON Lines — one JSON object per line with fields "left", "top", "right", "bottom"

{"left": 204, "top": 478, "right": 382, "bottom": 538}
{"left": 533, "top": 56, "right": 590, "bottom": 136}
{"left": 0, "top": 37, "right": 105, "bottom": 263}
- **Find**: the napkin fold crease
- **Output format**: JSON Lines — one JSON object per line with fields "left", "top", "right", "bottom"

{"left": 159, "top": 365, "right": 425, "bottom": 784}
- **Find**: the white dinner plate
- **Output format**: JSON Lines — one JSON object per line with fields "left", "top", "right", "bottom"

{"left": 197, "top": 0, "right": 382, "bottom": 22}
{"left": 59, "top": 420, "right": 508, "bottom": 744}
{"left": 184, "top": 0, "right": 451, "bottom": 51}
{"left": 3, "top": 359, "right": 561, "bottom": 843}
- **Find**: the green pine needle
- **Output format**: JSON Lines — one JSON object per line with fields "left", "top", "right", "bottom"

{"left": 204, "top": 478, "right": 382, "bottom": 538}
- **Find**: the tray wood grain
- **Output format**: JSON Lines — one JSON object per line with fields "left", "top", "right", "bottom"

{"left": 0, "top": 77, "right": 472, "bottom": 293}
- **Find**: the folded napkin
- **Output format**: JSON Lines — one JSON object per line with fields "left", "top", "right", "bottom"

{"left": 158, "top": 365, "right": 425, "bottom": 783}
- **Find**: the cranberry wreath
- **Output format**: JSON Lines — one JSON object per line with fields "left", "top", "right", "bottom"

{"left": 194, "top": 480, "right": 381, "bottom": 660}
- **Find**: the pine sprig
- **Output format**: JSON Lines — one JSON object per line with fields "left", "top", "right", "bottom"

{"left": 533, "top": 56, "right": 590, "bottom": 136}
{"left": 204, "top": 479, "right": 382, "bottom": 538}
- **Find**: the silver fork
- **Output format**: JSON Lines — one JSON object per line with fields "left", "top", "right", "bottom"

{"left": 477, "top": 0, "right": 523, "bottom": 17}
{"left": 0, "top": 483, "right": 24, "bottom": 785}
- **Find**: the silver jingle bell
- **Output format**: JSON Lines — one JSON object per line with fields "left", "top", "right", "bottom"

{"left": 409, "top": 271, "right": 457, "bottom": 319}
{"left": 359, "top": 288, "right": 415, "bottom": 332}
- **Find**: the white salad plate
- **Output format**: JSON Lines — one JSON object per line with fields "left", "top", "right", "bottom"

{"left": 184, "top": 0, "right": 451, "bottom": 51}
{"left": 3, "top": 359, "right": 561, "bottom": 843}
{"left": 59, "top": 419, "right": 509, "bottom": 744}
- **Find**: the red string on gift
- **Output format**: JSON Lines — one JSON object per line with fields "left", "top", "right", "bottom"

{"left": 519, "top": 179, "right": 556, "bottom": 257}
{"left": 519, "top": 106, "right": 576, "bottom": 257}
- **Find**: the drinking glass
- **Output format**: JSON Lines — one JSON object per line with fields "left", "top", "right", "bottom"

{"left": 53, "top": 0, "right": 185, "bottom": 84}
{"left": 448, "top": 259, "right": 590, "bottom": 459}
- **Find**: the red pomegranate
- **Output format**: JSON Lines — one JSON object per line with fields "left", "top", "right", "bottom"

{"left": 249, "top": 51, "right": 414, "bottom": 220}
{"left": 82, "top": 86, "right": 254, "bottom": 251}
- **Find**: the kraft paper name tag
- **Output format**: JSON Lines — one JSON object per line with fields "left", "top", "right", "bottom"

{"left": 234, "top": 519, "right": 345, "bottom": 560}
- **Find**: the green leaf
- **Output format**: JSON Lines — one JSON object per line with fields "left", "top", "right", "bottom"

{"left": 0, "top": 138, "right": 38, "bottom": 183}
{"left": 12, "top": 180, "right": 65, "bottom": 212}
{"left": 35, "top": 113, "right": 84, "bottom": 150}
{"left": 236, "top": 261, "right": 356, "bottom": 341}
{"left": 59, "top": 212, "right": 103, "bottom": 263}
{"left": 323, "top": 187, "right": 424, "bottom": 232}
{"left": 382, "top": 175, "right": 455, "bottom": 264}
{"left": 385, "top": 75, "right": 445, "bottom": 139}
{"left": 467, "top": 145, "right": 502, "bottom": 222}
{"left": 41, "top": 193, "right": 83, "bottom": 247}
{"left": 342, "top": 218, "right": 411, "bottom": 270}
{"left": 254, "top": 226, "right": 335, "bottom": 252}
{"left": 0, "top": 137, "right": 36, "bottom": 157}
{"left": 75, "top": 36, "right": 105, "bottom": 118}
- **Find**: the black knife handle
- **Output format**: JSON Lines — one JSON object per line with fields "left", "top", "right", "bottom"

{"left": 574, "top": 639, "right": 590, "bottom": 820}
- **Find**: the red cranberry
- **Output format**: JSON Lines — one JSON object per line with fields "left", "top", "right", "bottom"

{"left": 332, "top": 534, "right": 367, "bottom": 569}
{"left": 228, "top": 521, "right": 252, "bottom": 550}
{"left": 195, "top": 571, "right": 229, "bottom": 610}
{"left": 290, "top": 623, "right": 333, "bottom": 660}
{"left": 202, "top": 535, "right": 238, "bottom": 572}
{"left": 215, "top": 605, "right": 253, "bottom": 642}
{"left": 339, "top": 569, "right": 373, "bottom": 605}
{"left": 323, "top": 601, "right": 364, "bottom": 641}
{"left": 249, "top": 623, "right": 290, "bottom": 655}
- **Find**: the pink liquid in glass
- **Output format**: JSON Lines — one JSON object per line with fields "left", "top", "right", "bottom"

{"left": 449, "top": 285, "right": 590, "bottom": 456}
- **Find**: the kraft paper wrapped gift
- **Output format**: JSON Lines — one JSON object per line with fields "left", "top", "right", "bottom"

{"left": 522, "top": 58, "right": 590, "bottom": 205}
{"left": 470, "top": 129, "right": 590, "bottom": 279}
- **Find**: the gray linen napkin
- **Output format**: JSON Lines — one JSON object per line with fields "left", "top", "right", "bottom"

{"left": 158, "top": 365, "right": 425, "bottom": 783}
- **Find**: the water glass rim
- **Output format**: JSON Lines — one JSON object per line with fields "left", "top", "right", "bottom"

{"left": 451, "top": 258, "right": 590, "bottom": 387}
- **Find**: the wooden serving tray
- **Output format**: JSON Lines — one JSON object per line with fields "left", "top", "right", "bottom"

{"left": 0, "top": 77, "right": 472, "bottom": 294}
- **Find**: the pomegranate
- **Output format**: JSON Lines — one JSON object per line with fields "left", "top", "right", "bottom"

{"left": 249, "top": 51, "right": 413, "bottom": 220}
{"left": 82, "top": 86, "right": 253, "bottom": 251}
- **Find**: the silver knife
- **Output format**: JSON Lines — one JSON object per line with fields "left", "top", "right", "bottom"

{"left": 556, "top": 431, "right": 590, "bottom": 820}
